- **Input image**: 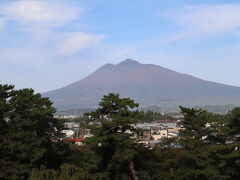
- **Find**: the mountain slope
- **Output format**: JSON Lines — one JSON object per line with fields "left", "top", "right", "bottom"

{"left": 43, "top": 59, "right": 240, "bottom": 110}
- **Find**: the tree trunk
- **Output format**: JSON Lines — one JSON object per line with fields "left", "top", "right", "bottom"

{"left": 129, "top": 161, "right": 138, "bottom": 180}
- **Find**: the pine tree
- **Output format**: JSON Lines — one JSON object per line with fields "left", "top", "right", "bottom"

{"left": 0, "top": 84, "right": 67, "bottom": 179}
{"left": 227, "top": 107, "right": 240, "bottom": 142}
{"left": 85, "top": 93, "right": 141, "bottom": 180}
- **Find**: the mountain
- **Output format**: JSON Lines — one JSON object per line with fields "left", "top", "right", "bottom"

{"left": 43, "top": 59, "right": 240, "bottom": 110}
{"left": 55, "top": 108, "right": 95, "bottom": 116}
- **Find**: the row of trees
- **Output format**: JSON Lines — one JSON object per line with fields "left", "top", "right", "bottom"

{"left": 1, "top": 84, "right": 240, "bottom": 179}
{"left": 139, "top": 111, "right": 165, "bottom": 122}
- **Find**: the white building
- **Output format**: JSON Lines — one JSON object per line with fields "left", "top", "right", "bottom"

{"left": 62, "top": 130, "right": 75, "bottom": 137}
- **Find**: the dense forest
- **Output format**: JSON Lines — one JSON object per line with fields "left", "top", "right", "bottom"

{"left": 1, "top": 84, "right": 240, "bottom": 180}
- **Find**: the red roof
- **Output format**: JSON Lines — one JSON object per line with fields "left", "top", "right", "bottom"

{"left": 154, "top": 120, "right": 175, "bottom": 123}
{"left": 63, "top": 138, "right": 85, "bottom": 142}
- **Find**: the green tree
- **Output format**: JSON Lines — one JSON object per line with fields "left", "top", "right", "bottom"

{"left": 29, "top": 163, "right": 88, "bottom": 180}
{"left": 86, "top": 93, "right": 141, "bottom": 180}
{"left": 179, "top": 106, "right": 213, "bottom": 149}
{"left": 0, "top": 84, "right": 67, "bottom": 179}
{"left": 227, "top": 107, "right": 240, "bottom": 142}
{"left": 175, "top": 107, "right": 240, "bottom": 180}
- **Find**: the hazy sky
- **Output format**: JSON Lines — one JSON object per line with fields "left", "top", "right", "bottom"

{"left": 1, "top": 0, "right": 240, "bottom": 92}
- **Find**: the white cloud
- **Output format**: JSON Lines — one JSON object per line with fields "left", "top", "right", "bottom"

{"left": 0, "top": 1, "right": 104, "bottom": 56}
{"left": 158, "top": 4, "right": 240, "bottom": 43}
{"left": 177, "top": 4, "right": 240, "bottom": 33}
{"left": 0, "top": 1, "right": 105, "bottom": 56}
{"left": 58, "top": 32, "right": 104, "bottom": 55}
{"left": 5, "top": 0, "right": 81, "bottom": 26}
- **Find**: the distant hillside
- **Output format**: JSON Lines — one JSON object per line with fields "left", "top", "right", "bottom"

{"left": 139, "top": 105, "right": 179, "bottom": 113}
{"left": 55, "top": 108, "right": 95, "bottom": 116}
{"left": 194, "top": 104, "right": 237, "bottom": 114}
{"left": 43, "top": 59, "right": 240, "bottom": 110}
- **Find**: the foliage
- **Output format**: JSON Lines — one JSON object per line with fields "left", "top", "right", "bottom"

{"left": 85, "top": 93, "right": 141, "bottom": 180}
{"left": 139, "top": 110, "right": 165, "bottom": 123}
{"left": 29, "top": 164, "right": 88, "bottom": 180}
{"left": 1, "top": 84, "right": 240, "bottom": 180}
{"left": 0, "top": 84, "right": 68, "bottom": 179}
{"left": 227, "top": 107, "right": 240, "bottom": 141}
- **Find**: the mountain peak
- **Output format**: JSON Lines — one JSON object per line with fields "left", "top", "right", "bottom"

{"left": 119, "top": 59, "right": 140, "bottom": 65}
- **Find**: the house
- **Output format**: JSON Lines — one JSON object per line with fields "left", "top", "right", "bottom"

{"left": 135, "top": 123, "right": 161, "bottom": 130}
{"left": 64, "top": 122, "right": 80, "bottom": 129}
{"left": 63, "top": 138, "right": 85, "bottom": 145}
{"left": 151, "top": 129, "right": 168, "bottom": 140}
{"left": 168, "top": 127, "right": 180, "bottom": 134}
{"left": 62, "top": 130, "right": 75, "bottom": 137}
{"left": 168, "top": 132, "right": 178, "bottom": 138}
{"left": 83, "top": 134, "right": 93, "bottom": 138}
{"left": 154, "top": 120, "right": 178, "bottom": 128}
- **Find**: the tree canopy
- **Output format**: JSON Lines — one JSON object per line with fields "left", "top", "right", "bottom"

{"left": 85, "top": 93, "right": 141, "bottom": 180}
{"left": 1, "top": 84, "right": 240, "bottom": 180}
{"left": 0, "top": 84, "right": 66, "bottom": 179}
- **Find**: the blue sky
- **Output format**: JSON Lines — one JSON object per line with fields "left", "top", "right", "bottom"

{"left": 1, "top": 0, "right": 240, "bottom": 92}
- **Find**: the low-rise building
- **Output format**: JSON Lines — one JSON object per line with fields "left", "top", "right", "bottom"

{"left": 135, "top": 120, "right": 181, "bottom": 147}
{"left": 62, "top": 130, "right": 75, "bottom": 137}
{"left": 151, "top": 129, "right": 168, "bottom": 140}
{"left": 64, "top": 122, "right": 80, "bottom": 129}
{"left": 154, "top": 120, "right": 178, "bottom": 128}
